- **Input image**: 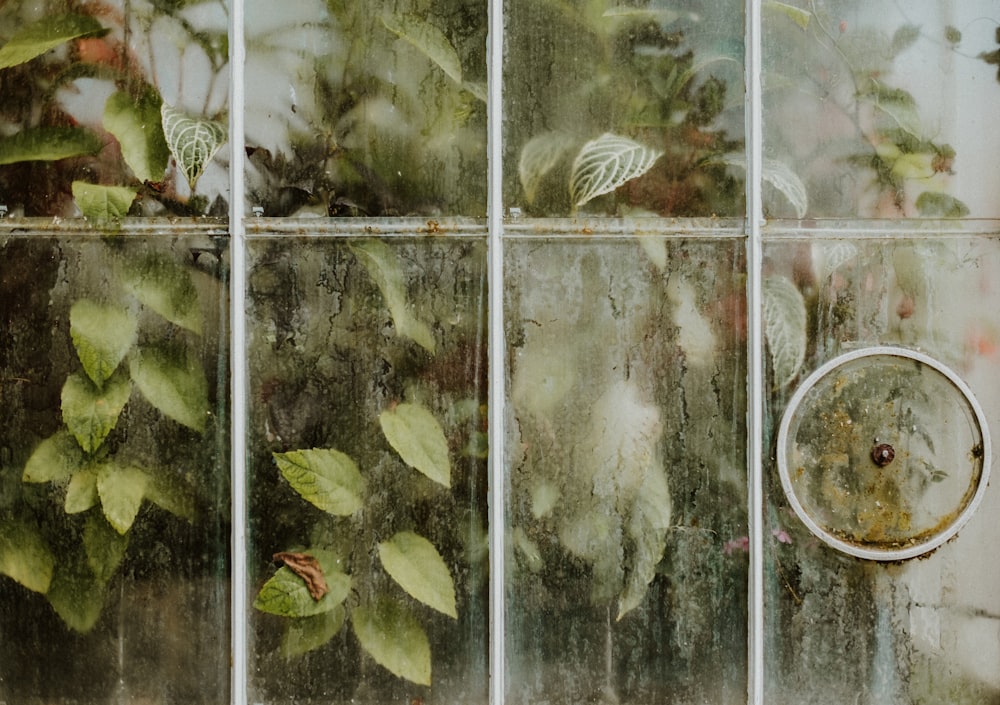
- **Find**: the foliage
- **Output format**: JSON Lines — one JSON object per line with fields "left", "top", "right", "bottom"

{"left": 0, "top": 1, "right": 229, "bottom": 217}
{"left": 250, "top": 239, "right": 486, "bottom": 688}
{"left": 244, "top": 0, "right": 487, "bottom": 216}
{"left": 2, "top": 237, "right": 223, "bottom": 633}
{"left": 763, "top": 0, "right": 971, "bottom": 217}
{"left": 506, "top": 0, "right": 745, "bottom": 216}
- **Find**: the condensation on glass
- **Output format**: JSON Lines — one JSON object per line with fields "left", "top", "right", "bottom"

{"left": 763, "top": 0, "right": 1000, "bottom": 218}
{"left": 504, "top": 234, "right": 748, "bottom": 704}
{"left": 0, "top": 1, "right": 230, "bottom": 219}
{"left": 0, "top": 226, "right": 231, "bottom": 704}
{"left": 762, "top": 230, "right": 1000, "bottom": 704}
{"left": 243, "top": 0, "right": 488, "bottom": 217}
{"left": 244, "top": 231, "right": 488, "bottom": 703}
{"left": 503, "top": 0, "right": 746, "bottom": 217}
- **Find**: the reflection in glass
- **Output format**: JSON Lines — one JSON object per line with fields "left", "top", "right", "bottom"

{"left": 244, "top": 0, "right": 488, "bottom": 217}
{"left": 246, "top": 234, "right": 488, "bottom": 703}
{"left": 763, "top": 1, "right": 1000, "bottom": 218}
{"left": 505, "top": 236, "right": 748, "bottom": 704}
{"left": 0, "top": 1, "right": 230, "bottom": 218}
{"left": 0, "top": 230, "right": 230, "bottom": 704}
{"left": 504, "top": 0, "right": 745, "bottom": 217}
{"left": 764, "top": 234, "right": 1000, "bottom": 703}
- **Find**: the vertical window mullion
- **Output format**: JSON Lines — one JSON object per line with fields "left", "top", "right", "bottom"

{"left": 487, "top": 0, "right": 506, "bottom": 701}
{"left": 745, "top": 0, "right": 765, "bottom": 704}
{"left": 229, "top": 0, "right": 248, "bottom": 700}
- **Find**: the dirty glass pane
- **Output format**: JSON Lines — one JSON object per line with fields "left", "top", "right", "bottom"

{"left": 244, "top": 0, "right": 488, "bottom": 217}
{"left": 0, "top": 228, "right": 231, "bottom": 704}
{"left": 763, "top": 1, "right": 1000, "bottom": 219}
{"left": 245, "top": 232, "right": 488, "bottom": 703}
{"left": 763, "top": 229, "right": 1000, "bottom": 703}
{"left": 503, "top": 0, "right": 745, "bottom": 217}
{"left": 505, "top": 235, "right": 748, "bottom": 704}
{"left": 0, "top": 1, "right": 230, "bottom": 218}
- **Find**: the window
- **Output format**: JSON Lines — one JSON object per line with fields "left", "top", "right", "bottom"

{"left": 1, "top": 1, "right": 999, "bottom": 704}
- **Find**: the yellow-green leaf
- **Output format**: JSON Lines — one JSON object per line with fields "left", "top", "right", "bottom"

{"left": 45, "top": 556, "right": 106, "bottom": 632}
{"left": 0, "top": 14, "right": 106, "bottom": 69}
{"left": 121, "top": 254, "right": 202, "bottom": 334}
{"left": 129, "top": 345, "right": 208, "bottom": 433}
{"left": 254, "top": 550, "right": 350, "bottom": 618}
{"left": 82, "top": 513, "right": 128, "bottom": 583}
{"left": 351, "top": 597, "right": 432, "bottom": 686}
{"left": 378, "top": 531, "right": 457, "bottom": 618}
{"left": 273, "top": 449, "right": 366, "bottom": 516}
{"left": 96, "top": 463, "right": 149, "bottom": 534}
{"left": 379, "top": 403, "right": 451, "bottom": 487}
{"left": 381, "top": 13, "right": 462, "bottom": 84}
{"left": 281, "top": 606, "right": 346, "bottom": 658}
{"left": 72, "top": 182, "right": 138, "bottom": 223}
{"left": 22, "top": 431, "right": 86, "bottom": 483}
{"left": 103, "top": 89, "right": 169, "bottom": 184}
{"left": 69, "top": 300, "right": 137, "bottom": 386}
{"left": 65, "top": 467, "right": 99, "bottom": 514}
{"left": 0, "top": 127, "right": 102, "bottom": 165}
{"left": 61, "top": 371, "right": 131, "bottom": 454}
{"left": 350, "top": 241, "right": 436, "bottom": 353}
{"left": 0, "top": 520, "right": 55, "bottom": 594}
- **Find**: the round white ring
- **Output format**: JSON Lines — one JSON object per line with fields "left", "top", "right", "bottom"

{"left": 776, "top": 346, "right": 992, "bottom": 561}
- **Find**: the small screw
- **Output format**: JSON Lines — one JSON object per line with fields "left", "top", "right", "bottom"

{"left": 871, "top": 443, "right": 895, "bottom": 467}
{"left": 252, "top": 205, "right": 264, "bottom": 217}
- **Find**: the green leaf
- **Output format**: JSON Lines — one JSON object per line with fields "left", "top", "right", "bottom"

{"left": 129, "top": 345, "right": 209, "bottom": 433}
{"left": 0, "top": 127, "right": 102, "bottom": 165}
{"left": 65, "top": 467, "right": 99, "bottom": 514}
{"left": 143, "top": 470, "right": 196, "bottom": 521}
{"left": 254, "top": 550, "right": 351, "bottom": 618}
{"left": 46, "top": 556, "right": 106, "bottom": 632}
{"left": 350, "top": 240, "right": 436, "bottom": 353}
{"left": 61, "top": 371, "right": 131, "bottom": 454}
{"left": 82, "top": 513, "right": 128, "bottom": 583}
{"left": 915, "top": 192, "right": 970, "bottom": 218}
{"left": 762, "top": 276, "right": 807, "bottom": 388}
{"left": 0, "top": 13, "right": 106, "bottom": 69}
{"left": 569, "top": 133, "right": 662, "bottom": 208}
{"left": 72, "top": 182, "right": 138, "bottom": 224}
{"left": 96, "top": 463, "right": 149, "bottom": 534}
{"left": 22, "top": 431, "right": 86, "bottom": 483}
{"left": 890, "top": 24, "right": 921, "bottom": 57}
{"left": 518, "top": 131, "right": 576, "bottom": 204}
{"left": 0, "top": 520, "right": 55, "bottom": 594}
{"left": 721, "top": 155, "right": 808, "bottom": 218}
{"left": 121, "top": 254, "right": 202, "bottom": 334}
{"left": 378, "top": 531, "right": 457, "bottom": 619}
{"left": 379, "top": 403, "right": 451, "bottom": 488}
{"left": 103, "top": 89, "right": 170, "bottom": 183}
{"left": 617, "top": 469, "right": 671, "bottom": 621}
{"left": 273, "top": 449, "right": 366, "bottom": 516}
{"left": 351, "top": 597, "right": 432, "bottom": 686}
{"left": 281, "top": 606, "right": 346, "bottom": 658}
{"left": 69, "top": 300, "right": 138, "bottom": 386}
{"left": 160, "top": 103, "right": 227, "bottom": 190}
{"left": 381, "top": 13, "right": 462, "bottom": 84}
{"left": 763, "top": 0, "right": 810, "bottom": 30}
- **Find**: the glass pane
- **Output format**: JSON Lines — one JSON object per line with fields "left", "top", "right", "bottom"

{"left": 0, "top": 1, "right": 230, "bottom": 218}
{"left": 503, "top": 0, "right": 746, "bottom": 217}
{"left": 246, "top": 231, "right": 488, "bottom": 703}
{"left": 763, "top": 1, "right": 1000, "bottom": 218}
{"left": 244, "top": 0, "right": 488, "bottom": 217}
{"left": 0, "top": 228, "right": 231, "bottom": 704}
{"left": 505, "top": 234, "right": 748, "bottom": 703}
{"left": 763, "top": 229, "right": 1000, "bottom": 703}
